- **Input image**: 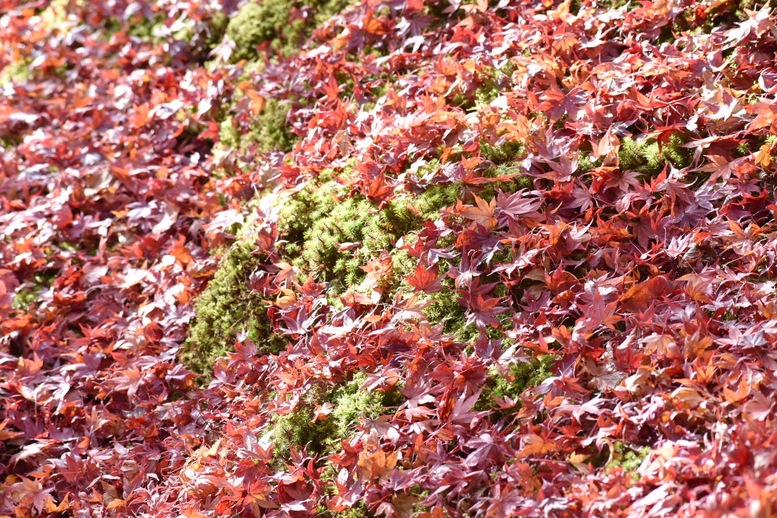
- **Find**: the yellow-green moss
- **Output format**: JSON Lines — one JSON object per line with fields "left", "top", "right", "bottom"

{"left": 219, "top": 99, "right": 296, "bottom": 155}
{"left": 618, "top": 137, "right": 663, "bottom": 176}
{"left": 128, "top": 14, "right": 167, "bottom": 41}
{"left": 218, "top": 116, "right": 241, "bottom": 149}
{"left": 619, "top": 133, "right": 694, "bottom": 176}
{"left": 182, "top": 239, "right": 286, "bottom": 378}
{"left": 480, "top": 140, "right": 525, "bottom": 165}
{"left": 11, "top": 272, "right": 56, "bottom": 312}
{"left": 270, "top": 373, "right": 401, "bottom": 460}
{"left": 475, "top": 62, "right": 517, "bottom": 108}
{"left": 662, "top": 133, "right": 693, "bottom": 169}
{"left": 271, "top": 405, "right": 331, "bottom": 459}
{"left": 413, "top": 182, "right": 461, "bottom": 220}
{"left": 277, "top": 177, "right": 440, "bottom": 294}
{"left": 329, "top": 372, "right": 394, "bottom": 438}
{"left": 606, "top": 442, "right": 650, "bottom": 481}
{"left": 422, "top": 285, "right": 474, "bottom": 341}
{"left": 174, "top": 11, "right": 228, "bottom": 61}
{"left": 578, "top": 154, "right": 603, "bottom": 174}
{"left": 227, "top": 0, "right": 292, "bottom": 61}
{"left": 475, "top": 355, "right": 557, "bottom": 415}
{"left": 0, "top": 59, "right": 32, "bottom": 86}
{"left": 317, "top": 502, "right": 374, "bottom": 518}
{"left": 226, "top": 0, "right": 354, "bottom": 61}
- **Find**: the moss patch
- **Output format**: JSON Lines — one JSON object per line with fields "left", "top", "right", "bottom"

{"left": 226, "top": 0, "right": 354, "bottom": 61}
{"left": 0, "top": 59, "right": 32, "bottom": 86}
{"left": 618, "top": 137, "right": 663, "bottom": 177}
{"left": 277, "top": 176, "right": 440, "bottom": 295}
{"left": 662, "top": 132, "right": 693, "bottom": 169}
{"left": 618, "top": 133, "right": 694, "bottom": 176}
{"left": 605, "top": 442, "right": 650, "bottom": 481}
{"left": 182, "top": 239, "right": 286, "bottom": 378}
{"left": 270, "top": 373, "right": 401, "bottom": 461}
{"left": 480, "top": 140, "right": 525, "bottom": 165}
{"left": 422, "top": 284, "right": 475, "bottom": 341}
{"left": 217, "top": 97, "right": 297, "bottom": 161}
{"left": 577, "top": 153, "right": 603, "bottom": 174}
{"left": 174, "top": 11, "right": 228, "bottom": 62}
{"left": 12, "top": 272, "right": 56, "bottom": 312}
{"left": 476, "top": 355, "right": 557, "bottom": 416}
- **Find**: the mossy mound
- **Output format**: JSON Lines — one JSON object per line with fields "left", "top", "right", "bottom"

{"left": 12, "top": 272, "right": 56, "bottom": 312}
{"left": 277, "top": 175, "right": 454, "bottom": 295}
{"left": 182, "top": 239, "right": 286, "bottom": 378}
{"left": 618, "top": 137, "right": 663, "bottom": 176}
{"left": 226, "top": 0, "right": 353, "bottom": 61}
{"left": 480, "top": 140, "right": 526, "bottom": 165}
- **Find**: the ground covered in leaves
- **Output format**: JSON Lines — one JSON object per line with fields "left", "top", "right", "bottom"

{"left": 2, "top": 0, "right": 777, "bottom": 516}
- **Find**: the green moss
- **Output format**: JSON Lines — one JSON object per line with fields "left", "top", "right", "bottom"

{"left": 329, "top": 372, "right": 392, "bottom": 439}
{"left": 662, "top": 133, "right": 693, "bottom": 169}
{"left": 578, "top": 154, "right": 603, "bottom": 174}
{"left": 317, "top": 502, "right": 374, "bottom": 518}
{"left": 596, "top": 0, "right": 633, "bottom": 9}
{"left": 271, "top": 406, "right": 330, "bottom": 459}
{"left": 227, "top": 0, "right": 289, "bottom": 61}
{"left": 735, "top": 140, "right": 751, "bottom": 157}
{"left": 421, "top": 285, "right": 476, "bottom": 341}
{"left": 480, "top": 140, "right": 525, "bottom": 165}
{"left": 128, "top": 13, "right": 167, "bottom": 41}
{"left": 474, "top": 62, "right": 516, "bottom": 107}
{"left": 270, "top": 373, "right": 401, "bottom": 462}
{"left": 12, "top": 272, "right": 56, "bottom": 311}
{"left": 0, "top": 59, "right": 32, "bottom": 86}
{"left": 453, "top": 62, "right": 516, "bottom": 111}
{"left": 175, "top": 11, "right": 228, "bottom": 61}
{"left": 226, "top": 0, "right": 355, "bottom": 61}
{"left": 475, "top": 355, "right": 558, "bottom": 415}
{"left": 182, "top": 239, "right": 286, "bottom": 379}
{"left": 277, "top": 177, "right": 431, "bottom": 295}
{"left": 218, "top": 116, "right": 241, "bottom": 148}
{"left": 618, "top": 137, "right": 663, "bottom": 177}
{"left": 218, "top": 98, "right": 296, "bottom": 157}
{"left": 606, "top": 442, "right": 650, "bottom": 480}
{"left": 414, "top": 183, "right": 461, "bottom": 219}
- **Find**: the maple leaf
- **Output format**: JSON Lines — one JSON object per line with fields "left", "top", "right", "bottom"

{"left": 458, "top": 195, "right": 497, "bottom": 229}
{"left": 517, "top": 434, "right": 557, "bottom": 458}
{"left": 406, "top": 262, "right": 443, "bottom": 293}
{"left": 495, "top": 189, "right": 543, "bottom": 224}
{"left": 748, "top": 102, "right": 777, "bottom": 132}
